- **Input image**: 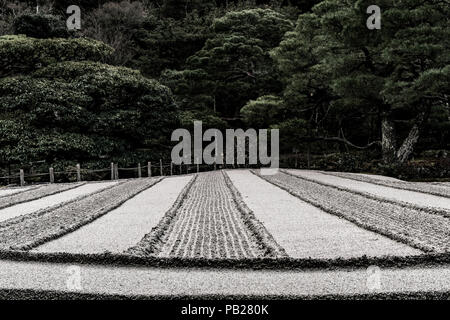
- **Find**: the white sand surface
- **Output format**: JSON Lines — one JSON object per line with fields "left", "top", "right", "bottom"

{"left": 0, "top": 181, "right": 118, "bottom": 223}
{"left": 35, "top": 176, "right": 192, "bottom": 254}
{"left": 227, "top": 170, "right": 420, "bottom": 259}
{"left": 0, "top": 260, "right": 449, "bottom": 297}
{"left": 286, "top": 169, "right": 450, "bottom": 210}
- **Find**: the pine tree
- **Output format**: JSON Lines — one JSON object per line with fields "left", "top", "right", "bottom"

{"left": 167, "top": 8, "right": 293, "bottom": 123}
{"left": 273, "top": 0, "right": 449, "bottom": 164}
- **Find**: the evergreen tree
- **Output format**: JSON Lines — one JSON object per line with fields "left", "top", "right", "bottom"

{"left": 133, "top": 11, "right": 214, "bottom": 77}
{"left": 165, "top": 8, "right": 293, "bottom": 126}
{"left": 272, "top": 0, "right": 449, "bottom": 163}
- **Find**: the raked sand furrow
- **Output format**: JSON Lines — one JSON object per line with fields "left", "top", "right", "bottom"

{"left": 0, "top": 181, "right": 119, "bottom": 223}
{"left": 285, "top": 169, "right": 450, "bottom": 211}
{"left": 35, "top": 176, "right": 192, "bottom": 254}
{"left": 157, "top": 171, "right": 260, "bottom": 259}
{"left": 0, "top": 260, "right": 449, "bottom": 297}
{"left": 227, "top": 170, "right": 420, "bottom": 259}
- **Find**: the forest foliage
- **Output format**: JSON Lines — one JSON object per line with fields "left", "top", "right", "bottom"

{"left": 0, "top": 0, "right": 448, "bottom": 177}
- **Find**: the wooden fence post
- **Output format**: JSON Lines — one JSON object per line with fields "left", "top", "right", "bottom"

{"left": 170, "top": 162, "right": 173, "bottom": 176}
{"left": 196, "top": 158, "right": 199, "bottom": 173}
{"left": 76, "top": 164, "right": 81, "bottom": 182}
{"left": 114, "top": 163, "right": 119, "bottom": 180}
{"left": 138, "top": 163, "right": 142, "bottom": 178}
{"left": 49, "top": 167, "right": 54, "bottom": 183}
{"left": 214, "top": 162, "right": 217, "bottom": 171}
{"left": 20, "top": 169, "right": 25, "bottom": 187}
{"left": 111, "top": 163, "right": 114, "bottom": 180}
{"left": 159, "top": 159, "right": 163, "bottom": 176}
{"left": 148, "top": 162, "right": 152, "bottom": 177}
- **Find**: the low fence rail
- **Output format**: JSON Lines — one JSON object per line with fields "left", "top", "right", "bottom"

{"left": 0, "top": 154, "right": 310, "bottom": 187}
{"left": 0, "top": 161, "right": 259, "bottom": 187}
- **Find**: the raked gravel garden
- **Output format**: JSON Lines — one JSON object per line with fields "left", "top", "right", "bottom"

{"left": 0, "top": 169, "right": 449, "bottom": 299}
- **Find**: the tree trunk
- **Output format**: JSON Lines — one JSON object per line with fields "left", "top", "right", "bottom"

{"left": 395, "top": 109, "right": 430, "bottom": 164}
{"left": 381, "top": 116, "right": 396, "bottom": 164}
{"left": 396, "top": 123, "right": 420, "bottom": 163}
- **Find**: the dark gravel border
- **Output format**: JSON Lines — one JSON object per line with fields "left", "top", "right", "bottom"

{"left": 0, "top": 288, "right": 448, "bottom": 300}
{"left": 1, "top": 249, "right": 450, "bottom": 271}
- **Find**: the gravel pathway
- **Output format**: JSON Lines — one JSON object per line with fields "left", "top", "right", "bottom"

{"left": 0, "top": 182, "right": 118, "bottom": 223}
{"left": 0, "top": 260, "right": 449, "bottom": 297}
{"left": 151, "top": 171, "right": 264, "bottom": 259}
{"left": 322, "top": 171, "right": 450, "bottom": 198}
{"left": 0, "top": 182, "right": 86, "bottom": 210}
{"left": 255, "top": 171, "right": 450, "bottom": 252}
{"left": 285, "top": 170, "right": 450, "bottom": 211}
{"left": 0, "top": 178, "right": 162, "bottom": 250}
{"left": 227, "top": 170, "right": 420, "bottom": 259}
{"left": 35, "top": 176, "right": 192, "bottom": 254}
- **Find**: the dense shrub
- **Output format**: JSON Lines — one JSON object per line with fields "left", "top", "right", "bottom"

{"left": 380, "top": 158, "right": 450, "bottom": 181}
{"left": 0, "top": 36, "right": 177, "bottom": 168}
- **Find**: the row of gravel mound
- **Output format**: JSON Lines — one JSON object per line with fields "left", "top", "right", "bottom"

{"left": 254, "top": 170, "right": 450, "bottom": 253}
{"left": 283, "top": 170, "right": 450, "bottom": 217}
{"left": 157, "top": 171, "right": 259, "bottom": 258}
{"left": 0, "top": 178, "right": 163, "bottom": 250}
{"left": 2, "top": 248, "right": 449, "bottom": 271}
{"left": 123, "top": 175, "right": 198, "bottom": 256}
{"left": 129, "top": 171, "right": 285, "bottom": 259}
{"left": 323, "top": 171, "right": 450, "bottom": 198}
{"left": 35, "top": 176, "right": 192, "bottom": 254}
{"left": 228, "top": 170, "right": 420, "bottom": 259}
{"left": 0, "top": 182, "right": 86, "bottom": 210}
{"left": 0, "top": 186, "right": 41, "bottom": 199}
{"left": 0, "top": 288, "right": 448, "bottom": 300}
{"left": 221, "top": 170, "right": 288, "bottom": 258}
{"left": 0, "top": 181, "right": 119, "bottom": 224}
